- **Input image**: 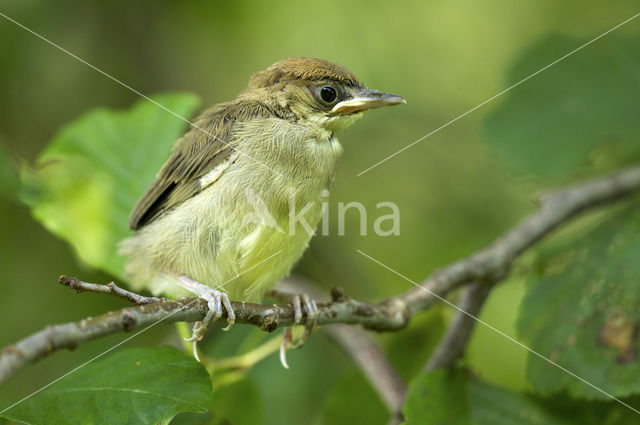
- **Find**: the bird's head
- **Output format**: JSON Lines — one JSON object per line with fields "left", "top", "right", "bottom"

{"left": 246, "top": 57, "right": 405, "bottom": 134}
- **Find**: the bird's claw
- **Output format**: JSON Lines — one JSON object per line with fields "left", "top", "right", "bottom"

{"left": 293, "top": 294, "right": 318, "bottom": 349}
{"left": 279, "top": 292, "right": 319, "bottom": 368}
{"left": 176, "top": 276, "right": 235, "bottom": 361}
{"left": 279, "top": 326, "right": 293, "bottom": 369}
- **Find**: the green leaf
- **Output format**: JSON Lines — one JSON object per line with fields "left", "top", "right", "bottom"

{"left": 518, "top": 203, "right": 640, "bottom": 399}
{"left": 484, "top": 33, "right": 640, "bottom": 180}
{"left": 20, "top": 93, "right": 200, "bottom": 277}
{"left": 403, "top": 369, "right": 591, "bottom": 425}
{"left": 1, "top": 347, "right": 213, "bottom": 425}
{"left": 170, "top": 377, "right": 263, "bottom": 425}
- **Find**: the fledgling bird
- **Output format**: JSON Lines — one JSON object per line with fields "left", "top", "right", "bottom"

{"left": 120, "top": 57, "right": 404, "bottom": 359}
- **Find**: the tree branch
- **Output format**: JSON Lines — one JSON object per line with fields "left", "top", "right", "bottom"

{"left": 1, "top": 164, "right": 640, "bottom": 385}
{"left": 278, "top": 277, "right": 407, "bottom": 423}
{"left": 393, "top": 164, "right": 640, "bottom": 314}
{"left": 424, "top": 282, "right": 491, "bottom": 371}
{"left": 59, "top": 275, "right": 166, "bottom": 305}
{"left": 0, "top": 288, "right": 409, "bottom": 384}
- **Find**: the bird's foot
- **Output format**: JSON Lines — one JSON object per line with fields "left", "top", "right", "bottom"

{"left": 176, "top": 275, "right": 235, "bottom": 361}
{"left": 268, "top": 290, "right": 318, "bottom": 368}
{"left": 292, "top": 293, "right": 318, "bottom": 349}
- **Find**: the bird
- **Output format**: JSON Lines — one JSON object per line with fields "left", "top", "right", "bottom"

{"left": 120, "top": 57, "right": 405, "bottom": 361}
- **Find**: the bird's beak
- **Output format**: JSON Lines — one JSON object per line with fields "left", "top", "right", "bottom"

{"left": 331, "top": 88, "right": 406, "bottom": 115}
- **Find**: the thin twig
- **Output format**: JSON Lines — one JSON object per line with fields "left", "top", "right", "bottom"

{"left": 424, "top": 282, "right": 492, "bottom": 371}
{"left": 59, "top": 275, "right": 166, "bottom": 305}
{"left": 1, "top": 164, "right": 640, "bottom": 384}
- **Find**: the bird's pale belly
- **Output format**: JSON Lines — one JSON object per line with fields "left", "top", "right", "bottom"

{"left": 121, "top": 179, "right": 324, "bottom": 302}
{"left": 228, "top": 217, "right": 318, "bottom": 301}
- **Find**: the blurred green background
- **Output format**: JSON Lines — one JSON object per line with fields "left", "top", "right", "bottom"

{"left": 1, "top": 1, "right": 640, "bottom": 424}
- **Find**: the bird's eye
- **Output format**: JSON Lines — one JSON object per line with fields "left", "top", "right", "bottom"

{"left": 319, "top": 86, "right": 338, "bottom": 104}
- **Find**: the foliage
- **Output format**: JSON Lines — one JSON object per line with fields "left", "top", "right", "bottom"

{"left": 518, "top": 202, "right": 640, "bottom": 399}
{"left": 1, "top": 347, "right": 213, "bottom": 425}
{"left": 20, "top": 93, "right": 200, "bottom": 278}
{"left": 485, "top": 34, "right": 640, "bottom": 180}
{"left": 403, "top": 369, "right": 639, "bottom": 425}
{"left": 484, "top": 31, "right": 640, "bottom": 403}
{"left": 171, "top": 377, "right": 263, "bottom": 425}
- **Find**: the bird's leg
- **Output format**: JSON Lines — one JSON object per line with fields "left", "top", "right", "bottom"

{"left": 293, "top": 294, "right": 318, "bottom": 349}
{"left": 266, "top": 289, "right": 319, "bottom": 367}
{"left": 175, "top": 275, "right": 235, "bottom": 361}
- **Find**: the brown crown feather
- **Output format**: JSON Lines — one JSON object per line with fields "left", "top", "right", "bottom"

{"left": 248, "top": 57, "right": 362, "bottom": 89}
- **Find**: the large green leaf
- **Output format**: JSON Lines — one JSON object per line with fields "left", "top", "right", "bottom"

{"left": 403, "top": 369, "right": 564, "bottom": 425}
{"left": 484, "top": 34, "right": 640, "bottom": 180}
{"left": 20, "top": 93, "right": 200, "bottom": 277}
{"left": 170, "top": 377, "right": 263, "bottom": 425}
{"left": 1, "top": 347, "right": 213, "bottom": 425}
{"left": 402, "top": 369, "right": 639, "bottom": 425}
{"left": 518, "top": 202, "right": 640, "bottom": 399}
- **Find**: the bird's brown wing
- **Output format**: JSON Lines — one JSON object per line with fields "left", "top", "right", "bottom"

{"left": 128, "top": 100, "right": 273, "bottom": 230}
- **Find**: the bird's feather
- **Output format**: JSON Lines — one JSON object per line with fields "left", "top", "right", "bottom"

{"left": 129, "top": 99, "right": 275, "bottom": 230}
